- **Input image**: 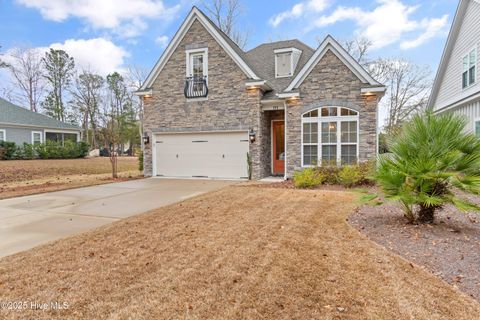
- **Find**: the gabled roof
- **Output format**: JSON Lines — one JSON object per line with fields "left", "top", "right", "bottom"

{"left": 139, "top": 6, "right": 259, "bottom": 91}
{"left": 284, "top": 35, "right": 383, "bottom": 92}
{"left": 245, "top": 39, "right": 315, "bottom": 98}
{"left": 139, "top": 7, "right": 383, "bottom": 97}
{"left": 427, "top": 0, "right": 469, "bottom": 110}
{"left": 0, "top": 98, "right": 80, "bottom": 130}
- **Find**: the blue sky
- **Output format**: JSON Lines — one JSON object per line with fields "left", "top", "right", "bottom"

{"left": 0, "top": 0, "right": 458, "bottom": 79}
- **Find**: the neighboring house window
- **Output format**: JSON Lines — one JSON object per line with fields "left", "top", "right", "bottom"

{"left": 0, "top": 129, "right": 5, "bottom": 142}
{"left": 32, "top": 131, "right": 42, "bottom": 145}
{"left": 475, "top": 120, "right": 480, "bottom": 138}
{"left": 186, "top": 48, "right": 208, "bottom": 95}
{"left": 463, "top": 49, "right": 476, "bottom": 89}
{"left": 46, "top": 132, "right": 79, "bottom": 145}
{"left": 302, "top": 107, "right": 359, "bottom": 166}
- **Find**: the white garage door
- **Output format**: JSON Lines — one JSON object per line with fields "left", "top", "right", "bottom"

{"left": 155, "top": 131, "right": 249, "bottom": 179}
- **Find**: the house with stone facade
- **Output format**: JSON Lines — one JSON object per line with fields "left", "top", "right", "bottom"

{"left": 136, "top": 6, "right": 385, "bottom": 180}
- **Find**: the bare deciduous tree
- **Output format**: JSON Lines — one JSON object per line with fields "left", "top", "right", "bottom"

{"left": 7, "top": 47, "right": 45, "bottom": 112}
{"left": 372, "top": 59, "right": 432, "bottom": 134}
{"left": 126, "top": 65, "right": 148, "bottom": 151}
{"left": 0, "top": 45, "right": 9, "bottom": 68}
{"left": 338, "top": 36, "right": 432, "bottom": 134}
{"left": 71, "top": 69, "right": 104, "bottom": 148}
{"left": 342, "top": 37, "right": 373, "bottom": 66}
{"left": 203, "top": 0, "right": 249, "bottom": 49}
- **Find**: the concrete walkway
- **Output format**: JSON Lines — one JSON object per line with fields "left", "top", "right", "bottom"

{"left": 0, "top": 178, "right": 235, "bottom": 258}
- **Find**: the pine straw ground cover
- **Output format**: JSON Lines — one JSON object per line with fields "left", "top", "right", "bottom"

{"left": 0, "top": 186, "right": 479, "bottom": 319}
{"left": 0, "top": 157, "right": 141, "bottom": 199}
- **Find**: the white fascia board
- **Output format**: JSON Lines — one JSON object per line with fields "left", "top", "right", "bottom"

{"left": 274, "top": 47, "right": 302, "bottom": 54}
{"left": 285, "top": 35, "right": 381, "bottom": 92}
{"left": 427, "top": 0, "right": 469, "bottom": 109}
{"left": 140, "top": 7, "right": 259, "bottom": 91}
{"left": 434, "top": 90, "right": 480, "bottom": 114}
{"left": 361, "top": 87, "right": 386, "bottom": 94}
{"left": 277, "top": 92, "right": 300, "bottom": 99}
{"left": 245, "top": 80, "right": 272, "bottom": 91}
{"left": 134, "top": 89, "right": 153, "bottom": 96}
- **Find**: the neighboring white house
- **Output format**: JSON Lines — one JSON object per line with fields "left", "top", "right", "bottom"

{"left": 428, "top": 0, "right": 480, "bottom": 135}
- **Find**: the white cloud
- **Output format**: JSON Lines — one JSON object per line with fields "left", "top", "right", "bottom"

{"left": 400, "top": 15, "right": 449, "bottom": 49}
{"left": 49, "top": 38, "right": 129, "bottom": 75}
{"left": 155, "top": 35, "right": 169, "bottom": 48}
{"left": 314, "top": 0, "right": 448, "bottom": 49}
{"left": 270, "top": 0, "right": 329, "bottom": 27}
{"left": 16, "top": 0, "right": 180, "bottom": 37}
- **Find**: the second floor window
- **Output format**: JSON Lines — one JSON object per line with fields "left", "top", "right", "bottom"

{"left": 463, "top": 49, "right": 476, "bottom": 89}
{"left": 187, "top": 49, "right": 208, "bottom": 79}
{"left": 185, "top": 48, "right": 208, "bottom": 98}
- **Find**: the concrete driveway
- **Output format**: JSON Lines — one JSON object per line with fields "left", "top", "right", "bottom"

{"left": 0, "top": 178, "right": 235, "bottom": 258}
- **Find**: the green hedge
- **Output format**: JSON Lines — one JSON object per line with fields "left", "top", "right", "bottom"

{"left": 0, "top": 141, "right": 89, "bottom": 160}
{"left": 293, "top": 161, "right": 375, "bottom": 189}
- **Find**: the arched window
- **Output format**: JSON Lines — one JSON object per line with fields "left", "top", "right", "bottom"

{"left": 302, "top": 107, "right": 359, "bottom": 166}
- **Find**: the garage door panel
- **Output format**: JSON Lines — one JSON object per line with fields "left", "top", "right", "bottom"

{"left": 155, "top": 132, "right": 249, "bottom": 179}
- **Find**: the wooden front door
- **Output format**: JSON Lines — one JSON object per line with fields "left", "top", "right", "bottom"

{"left": 272, "top": 121, "right": 285, "bottom": 175}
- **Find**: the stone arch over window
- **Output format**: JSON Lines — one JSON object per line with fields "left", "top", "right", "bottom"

{"left": 301, "top": 106, "right": 359, "bottom": 166}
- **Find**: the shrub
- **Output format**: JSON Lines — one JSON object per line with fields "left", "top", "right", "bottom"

{"left": 1, "top": 140, "right": 89, "bottom": 160}
{"left": 22, "top": 143, "right": 36, "bottom": 159}
{"left": 317, "top": 166, "right": 341, "bottom": 184}
{"left": 0, "top": 141, "right": 16, "bottom": 160}
{"left": 293, "top": 168, "right": 324, "bottom": 189}
{"left": 375, "top": 111, "right": 480, "bottom": 224}
{"left": 338, "top": 165, "right": 363, "bottom": 187}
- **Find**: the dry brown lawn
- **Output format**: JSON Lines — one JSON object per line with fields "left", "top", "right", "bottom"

{"left": 0, "top": 157, "right": 142, "bottom": 199}
{"left": 0, "top": 186, "right": 478, "bottom": 319}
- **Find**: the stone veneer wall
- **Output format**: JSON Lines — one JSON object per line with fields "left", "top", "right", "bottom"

{"left": 142, "top": 19, "right": 267, "bottom": 179}
{"left": 285, "top": 50, "right": 379, "bottom": 178}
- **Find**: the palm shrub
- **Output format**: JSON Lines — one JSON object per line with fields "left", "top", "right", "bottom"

{"left": 375, "top": 111, "right": 480, "bottom": 223}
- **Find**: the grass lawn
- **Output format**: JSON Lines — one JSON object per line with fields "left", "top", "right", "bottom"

{"left": 0, "top": 186, "right": 478, "bottom": 319}
{"left": 0, "top": 157, "right": 142, "bottom": 199}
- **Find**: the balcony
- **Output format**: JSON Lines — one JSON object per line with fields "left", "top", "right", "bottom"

{"left": 184, "top": 76, "right": 208, "bottom": 99}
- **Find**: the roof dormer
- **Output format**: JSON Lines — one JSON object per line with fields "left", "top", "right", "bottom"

{"left": 274, "top": 48, "right": 302, "bottom": 78}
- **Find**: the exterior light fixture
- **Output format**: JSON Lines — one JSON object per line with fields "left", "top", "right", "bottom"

{"left": 249, "top": 128, "right": 256, "bottom": 143}
{"left": 143, "top": 134, "right": 150, "bottom": 145}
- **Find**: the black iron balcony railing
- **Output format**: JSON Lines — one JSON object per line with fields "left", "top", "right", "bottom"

{"left": 184, "top": 76, "right": 208, "bottom": 99}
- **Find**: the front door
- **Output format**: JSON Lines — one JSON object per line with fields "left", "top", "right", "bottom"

{"left": 272, "top": 120, "right": 285, "bottom": 175}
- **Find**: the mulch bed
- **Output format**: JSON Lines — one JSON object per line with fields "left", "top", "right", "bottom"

{"left": 350, "top": 198, "right": 480, "bottom": 301}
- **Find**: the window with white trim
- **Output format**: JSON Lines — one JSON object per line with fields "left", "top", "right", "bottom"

{"left": 302, "top": 107, "right": 359, "bottom": 166}
{"left": 475, "top": 120, "right": 480, "bottom": 138}
{"left": 186, "top": 49, "right": 207, "bottom": 78}
{"left": 32, "top": 131, "right": 42, "bottom": 145}
{"left": 0, "top": 129, "right": 5, "bottom": 142}
{"left": 463, "top": 48, "right": 476, "bottom": 89}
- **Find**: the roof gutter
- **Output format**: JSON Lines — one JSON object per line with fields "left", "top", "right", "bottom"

{"left": 0, "top": 122, "right": 83, "bottom": 131}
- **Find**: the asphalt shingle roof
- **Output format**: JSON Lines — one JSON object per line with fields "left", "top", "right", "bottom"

{"left": 245, "top": 39, "right": 315, "bottom": 98}
{"left": 0, "top": 98, "right": 81, "bottom": 130}
{"left": 196, "top": 8, "right": 315, "bottom": 99}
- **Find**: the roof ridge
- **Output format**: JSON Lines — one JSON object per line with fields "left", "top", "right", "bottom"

{"left": 247, "top": 39, "right": 314, "bottom": 53}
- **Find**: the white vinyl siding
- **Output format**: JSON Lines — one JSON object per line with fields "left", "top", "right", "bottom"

{"left": 448, "top": 99, "right": 480, "bottom": 134}
{"left": 0, "top": 129, "right": 5, "bottom": 142}
{"left": 435, "top": 0, "right": 480, "bottom": 110}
